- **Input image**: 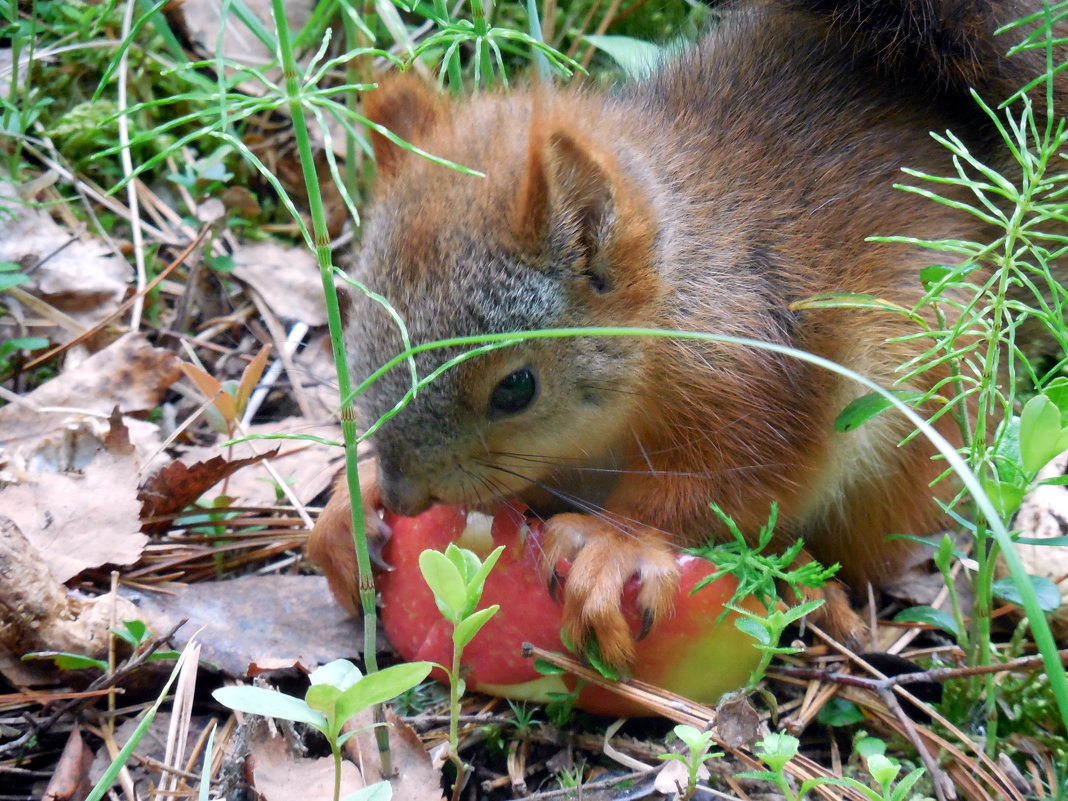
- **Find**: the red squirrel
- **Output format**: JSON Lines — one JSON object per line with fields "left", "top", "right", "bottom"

{"left": 308, "top": 1, "right": 1063, "bottom": 667}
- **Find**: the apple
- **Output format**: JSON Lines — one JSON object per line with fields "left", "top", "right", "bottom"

{"left": 377, "top": 504, "right": 763, "bottom": 716}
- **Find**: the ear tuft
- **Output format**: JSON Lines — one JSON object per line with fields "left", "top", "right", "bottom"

{"left": 362, "top": 72, "right": 447, "bottom": 180}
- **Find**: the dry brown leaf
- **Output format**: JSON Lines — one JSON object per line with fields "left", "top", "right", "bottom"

{"left": 346, "top": 707, "right": 445, "bottom": 801}
{"left": 0, "top": 515, "right": 145, "bottom": 685}
{"left": 249, "top": 731, "right": 365, "bottom": 800}
{"left": 232, "top": 241, "right": 327, "bottom": 326}
{"left": 1, "top": 414, "right": 147, "bottom": 583}
{"left": 167, "top": 0, "right": 313, "bottom": 91}
{"left": 0, "top": 179, "right": 130, "bottom": 333}
{"left": 129, "top": 575, "right": 361, "bottom": 677}
{"left": 42, "top": 727, "right": 94, "bottom": 801}
{"left": 174, "top": 417, "right": 342, "bottom": 507}
{"left": 137, "top": 451, "right": 274, "bottom": 535}
{"left": 0, "top": 332, "right": 180, "bottom": 454}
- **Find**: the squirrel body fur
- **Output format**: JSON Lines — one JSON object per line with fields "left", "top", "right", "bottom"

{"left": 309, "top": 0, "right": 1065, "bottom": 666}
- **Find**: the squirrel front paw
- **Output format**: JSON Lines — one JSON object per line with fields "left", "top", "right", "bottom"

{"left": 307, "top": 459, "right": 391, "bottom": 616}
{"left": 542, "top": 513, "right": 680, "bottom": 669}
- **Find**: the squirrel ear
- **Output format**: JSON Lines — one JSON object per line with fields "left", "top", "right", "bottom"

{"left": 362, "top": 72, "right": 446, "bottom": 180}
{"left": 517, "top": 129, "right": 615, "bottom": 290}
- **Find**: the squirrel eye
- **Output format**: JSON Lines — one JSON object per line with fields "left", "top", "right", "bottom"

{"left": 489, "top": 367, "right": 537, "bottom": 416}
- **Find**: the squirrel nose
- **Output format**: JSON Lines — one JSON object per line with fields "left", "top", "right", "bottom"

{"left": 378, "top": 470, "right": 434, "bottom": 517}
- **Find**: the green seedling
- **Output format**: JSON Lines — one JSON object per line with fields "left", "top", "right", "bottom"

{"left": 738, "top": 732, "right": 928, "bottom": 801}
{"left": 731, "top": 599, "right": 825, "bottom": 691}
{"left": 213, "top": 658, "right": 431, "bottom": 801}
{"left": 658, "top": 724, "right": 723, "bottom": 799}
{"left": 418, "top": 542, "right": 504, "bottom": 799}
{"left": 23, "top": 620, "right": 181, "bottom": 672}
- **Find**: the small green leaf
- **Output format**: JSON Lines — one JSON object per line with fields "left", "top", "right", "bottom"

{"left": 866, "top": 753, "right": 900, "bottom": 786}
{"left": 834, "top": 391, "right": 926, "bottom": 433}
{"left": 980, "top": 477, "right": 1026, "bottom": 520}
{"left": 419, "top": 549, "right": 467, "bottom": 622}
{"left": 934, "top": 533, "right": 955, "bottom": 573}
{"left": 466, "top": 545, "right": 505, "bottom": 605}
{"left": 212, "top": 686, "right": 327, "bottom": 729}
{"left": 1019, "top": 395, "right": 1068, "bottom": 473}
{"left": 534, "top": 658, "right": 566, "bottom": 675}
{"left": 453, "top": 605, "right": 499, "bottom": 649}
{"left": 755, "top": 732, "right": 799, "bottom": 773}
{"left": 817, "top": 698, "right": 864, "bottom": 726}
{"left": 334, "top": 661, "right": 434, "bottom": 724}
{"left": 992, "top": 575, "right": 1063, "bottom": 612}
{"left": 919, "top": 264, "right": 958, "bottom": 289}
{"left": 122, "top": 620, "right": 148, "bottom": 642}
{"left": 0, "top": 273, "right": 29, "bottom": 292}
{"left": 853, "top": 736, "right": 887, "bottom": 758}
{"left": 734, "top": 616, "right": 771, "bottom": 645}
{"left": 22, "top": 651, "right": 109, "bottom": 671}
{"left": 893, "top": 605, "right": 962, "bottom": 639}
{"left": 305, "top": 683, "right": 342, "bottom": 715}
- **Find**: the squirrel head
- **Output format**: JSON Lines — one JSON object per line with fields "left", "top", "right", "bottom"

{"left": 344, "top": 74, "right": 665, "bottom": 515}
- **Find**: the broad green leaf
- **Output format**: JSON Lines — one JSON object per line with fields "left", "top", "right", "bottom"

{"left": 334, "top": 662, "right": 433, "bottom": 723}
{"left": 583, "top": 34, "right": 664, "bottom": 80}
{"left": 23, "top": 651, "right": 109, "bottom": 671}
{"left": 453, "top": 604, "right": 499, "bottom": 649}
{"left": 866, "top": 753, "right": 900, "bottom": 786}
{"left": 534, "top": 658, "right": 566, "bottom": 675}
{"left": 305, "top": 683, "right": 342, "bottom": 715}
{"left": 992, "top": 575, "right": 1063, "bottom": 612}
{"left": 734, "top": 616, "right": 771, "bottom": 645}
{"left": 419, "top": 549, "right": 467, "bottom": 622}
{"left": 122, "top": 620, "right": 148, "bottom": 642}
{"left": 1019, "top": 395, "right": 1068, "bottom": 473}
{"left": 817, "top": 697, "right": 864, "bottom": 726}
{"left": 853, "top": 736, "right": 887, "bottom": 758}
{"left": 310, "top": 658, "right": 363, "bottom": 691}
{"left": 834, "top": 390, "right": 925, "bottom": 432}
{"left": 980, "top": 477, "right": 1025, "bottom": 520}
{"left": 0, "top": 273, "right": 29, "bottom": 292}
{"left": 212, "top": 686, "right": 327, "bottom": 728}
{"left": 893, "top": 605, "right": 962, "bottom": 639}
{"left": 918, "top": 264, "right": 957, "bottom": 289}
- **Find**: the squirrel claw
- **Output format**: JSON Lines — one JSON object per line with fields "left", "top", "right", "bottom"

{"left": 543, "top": 513, "right": 679, "bottom": 669}
{"left": 638, "top": 607, "right": 655, "bottom": 641}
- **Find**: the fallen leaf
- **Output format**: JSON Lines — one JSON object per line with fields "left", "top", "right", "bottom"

{"left": 1, "top": 415, "right": 147, "bottom": 582}
{"left": 0, "top": 332, "right": 179, "bottom": 455}
{"left": 0, "top": 179, "right": 130, "bottom": 332}
{"left": 249, "top": 733, "right": 365, "bottom": 800}
{"left": 128, "top": 575, "right": 361, "bottom": 677}
{"left": 0, "top": 515, "right": 146, "bottom": 685}
{"left": 232, "top": 241, "right": 327, "bottom": 326}
{"left": 137, "top": 451, "right": 275, "bottom": 535}
{"left": 347, "top": 707, "right": 445, "bottom": 801}
{"left": 174, "top": 417, "right": 342, "bottom": 508}
{"left": 42, "top": 727, "right": 93, "bottom": 801}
